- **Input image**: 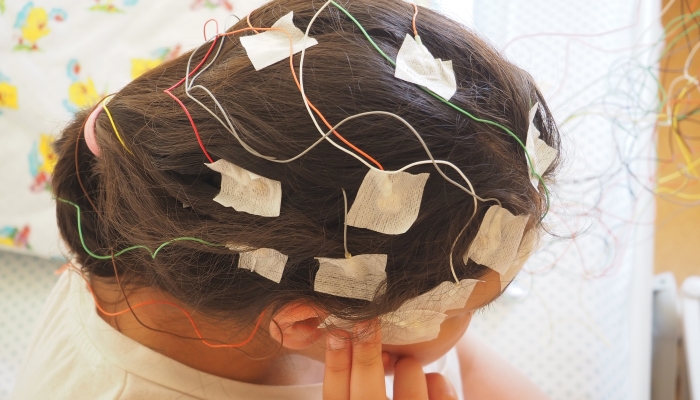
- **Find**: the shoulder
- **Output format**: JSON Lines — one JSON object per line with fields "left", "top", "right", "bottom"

{"left": 10, "top": 271, "right": 125, "bottom": 399}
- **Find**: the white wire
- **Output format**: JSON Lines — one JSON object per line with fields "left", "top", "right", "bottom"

{"left": 185, "top": 35, "right": 280, "bottom": 160}
{"left": 185, "top": 35, "right": 223, "bottom": 93}
{"left": 294, "top": 4, "right": 496, "bottom": 204}
{"left": 180, "top": 35, "right": 491, "bottom": 199}
{"left": 224, "top": 14, "right": 241, "bottom": 31}
{"left": 191, "top": 87, "right": 495, "bottom": 205}
{"left": 172, "top": 5, "right": 501, "bottom": 282}
{"left": 684, "top": 41, "right": 700, "bottom": 87}
{"left": 297, "top": 1, "right": 363, "bottom": 157}
{"left": 342, "top": 188, "right": 350, "bottom": 258}
{"left": 297, "top": 3, "right": 491, "bottom": 282}
{"left": 449, "top": 210, "right": 478, "bottom": 283}
{"left": 179, "top": 3, "right": 497, "bottom": 204}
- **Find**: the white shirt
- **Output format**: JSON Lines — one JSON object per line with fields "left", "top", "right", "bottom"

{"left": 11, "top": 270, "right": 463, "bottom": 399}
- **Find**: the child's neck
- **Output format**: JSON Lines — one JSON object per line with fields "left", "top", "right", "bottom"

{"left": 89, "top": 277, "right": 326, "bottom": 385}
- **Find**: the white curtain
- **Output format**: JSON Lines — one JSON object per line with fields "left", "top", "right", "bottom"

{"left": 469, "top": 1, "right": 661, "bottom": 399}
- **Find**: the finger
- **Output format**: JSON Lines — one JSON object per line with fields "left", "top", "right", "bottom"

{"left": 382, "top": 352, "right": 392, "bottom": 371}
{"left": 323, "top": 332, "right": 352, "bottom": 400}
{"left": 425, "top": 373, "right": 458, "bottom": 400}
{"left": 349, "top": 323, "right": 386, "bottom": 400}
{"left": 393, "top": 357, "right": 429, "bottom": 400}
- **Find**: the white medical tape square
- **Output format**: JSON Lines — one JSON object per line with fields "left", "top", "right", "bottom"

{"left": 395, "top": 34, "right": 457, "bottom": 100}
{"left": 464, "top": 205, "right": 529, "bottom": 276}
{"left": 238, "top": 248, "right": 288, "bottom": 283}
{"left": 346, "top": 169, "right": 429, "bottom": 235}
{"left": 399, "top": 279, "right": 479, "bottom": 314}
{"left": 205, "top": 159, "right": 282, "bottom": 217}
{"left": 500, "top": 229, "right": 540, "bottom": 291}
{"left": 380, "top": 309, "right": 447, "bottom": 345}
{"left": 525, "top": 103, "right": 557, "bottom": 191}
{"left": 314, "top": 254, "right": 387, "bottom": 301}
{"left": 239, "top": 11, "right": 318, "bottom": 71}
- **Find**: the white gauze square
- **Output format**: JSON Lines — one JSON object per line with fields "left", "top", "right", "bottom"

{"left": 346, "top": 169, "right": 429, "bottom": 235}
{"left": 464, "top": 205, "right": 529, "bottom": 276}
{"left": 525, "top": 103, "right": 557, "bottom": 191}
{"left": 395, "top": 34, "right": 457, "bottom": 100}
{"left": 400, "top": 279, "right": 479, "bottom": 314}
{"left": 239, "top": 11, "right": 318, "bottom": 71}
{"left": 380, "top": 309, "right": 447, "bottom": 345}
{"left": 314, "top": 254, "right": 387, "bottom": 301}
{"left": 238, "top": 248, "right": 288, "bottom": 283}
{"left": 205, "top": 159, "right": 282, "bottom": 217}
{"left": 500, "top": 229, "right": 540, "bottom": 291}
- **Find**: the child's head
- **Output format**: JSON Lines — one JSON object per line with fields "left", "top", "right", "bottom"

{"left": 52, "top": 0, "right": 559, "bottom": 365}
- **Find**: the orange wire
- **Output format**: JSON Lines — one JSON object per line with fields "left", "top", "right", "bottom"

{"left": 669, "top": 98, "right": 700, "bottom": 105}
{"left": 64, "top": 264, "right": 266, "bottom": 349}
{"left": 169, "top": 25, "right": 383, "bottom": 170}
{"left": 246, "top": 11, "right": 260, "bottom": 34}
{"left": 54, "top": 263, "right": 71, "bottom": 275}
{"left": 243, "top": 18, "right": 384, "bottom": 170}
{"left": 411, "top": 3, "right": 419, "bottom": 37}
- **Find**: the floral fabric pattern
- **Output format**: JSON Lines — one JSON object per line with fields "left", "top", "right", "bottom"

{"left": 0, "top": 0, "right": 266, "bottom": 258}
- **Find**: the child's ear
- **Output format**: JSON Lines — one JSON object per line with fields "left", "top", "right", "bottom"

{"left": 268, "top": 303, "right": 327, "bottom": 350}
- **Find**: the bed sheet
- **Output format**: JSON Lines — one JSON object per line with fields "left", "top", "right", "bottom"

{"left": 468, "top": 1, "right": 661, "bottom": 399}
{"left": 0, "top": 252, "right": 61, "bottom": 399}
{"left": 0, "top": 0, "right": 266, "bottom": 259}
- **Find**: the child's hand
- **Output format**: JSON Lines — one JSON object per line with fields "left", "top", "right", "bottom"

{"left": 323, "top": 323, "right": 458, "bottom": 400}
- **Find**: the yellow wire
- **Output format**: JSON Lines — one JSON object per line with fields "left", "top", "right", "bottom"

{"left": 102, "top": 96, "right": 134, "bottom": 155}
{"left": 653, "top": 11, "right": 700, "bottom": 200}
{"left": 658, "top": 157, "right": 700, "bottom": 184}
{"left": 671, "top": 83, "right": 698, "bottom": 177}
{"left": 656, "top": 189, "right": 700, "bottom": 200}
{"left": 656, "top": 165, "right": 700, "bottom": 200}
{"left": 656, "top": 177, "right": 690, "bottom": 194}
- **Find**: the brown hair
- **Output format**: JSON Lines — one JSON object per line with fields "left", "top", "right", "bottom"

{"left": 52, "top": 0, "right": 560, "bottom": 330}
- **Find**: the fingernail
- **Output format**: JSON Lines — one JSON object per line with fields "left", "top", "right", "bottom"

{"left": 426, "top": 373, "right": 458, "bottom": 399}
{"left": 328, "top": 334, "right": 346, "bottom": 350}
{"left": 444, "top": 379, "right": 457, "bottom": 397}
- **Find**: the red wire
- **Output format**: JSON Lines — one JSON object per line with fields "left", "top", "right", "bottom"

{"left": 165, "top": 25, "right": 384, "bottom": 170}
{"left": 165, "top": 89, "right": 215, "bottom": 163}
{"left": 243, "top": 20, "right": 385, "bottom": 170}
{"left": 203, "top": 18, "right": 219, "bottom": 41}
{"left": 63, "top": 265, "right": 266, "bottom": 349}
{"left": 164, "top": 36, "right": 221, "bottom": 163}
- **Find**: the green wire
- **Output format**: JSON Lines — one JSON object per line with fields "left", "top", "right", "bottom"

{"left": 658, "top": 11, "right": 700, "bottom": 60}
{"left": 329, "top": 0, "right": 550, "bottom": 216}
{"left": 652, "top": 13, "right": 700, "bottom": 116}
{"left": 57, "top": 197, "right": 225, "bottom": 260}
{"left": 678, "top": 107, "right": 700, "bottom": 121}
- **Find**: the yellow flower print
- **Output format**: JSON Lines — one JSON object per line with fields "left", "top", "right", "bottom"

{"left": 13, "top": 3, "right": 66, "bottom": 51}
{"left": 0, "top": 82, "right": 18, "bottom": 110}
